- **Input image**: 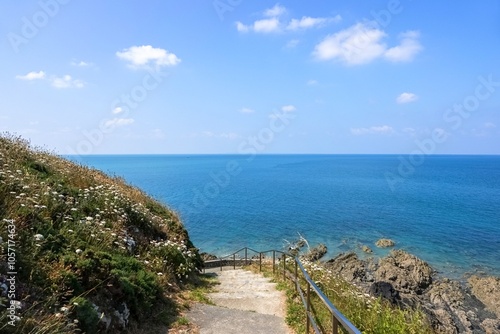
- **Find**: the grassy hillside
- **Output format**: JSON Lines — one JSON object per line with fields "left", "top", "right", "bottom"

{"left": 0, "top": 134, "right": 202, "bottom": 333}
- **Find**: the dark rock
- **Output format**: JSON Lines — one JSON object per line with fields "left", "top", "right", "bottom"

{"left": 303, "top": 244, "right": 327, "bottom": 261}
{"left": 325, "top": 252, "right": 372, "bottom": 283}
{"left": 288, "top": 238, "right": 307, "bottom": 256}
{"left": 200, "top": 252, "right": 218, "bottom": 261}
{"left": 369, "top": 281, "right": 400, "bottom": 304}
{"left": 374, "top": 249, "right": 432, "bottom": 295}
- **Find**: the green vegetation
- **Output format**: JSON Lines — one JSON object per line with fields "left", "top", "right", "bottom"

{"left": 0, "top": 134, "right": 202, "bottom": 333}
{"left": 249, "top": 259, "right": 433, "bottom": 334}
{"left": 181, "top": 273, "right": 219, "bottom": 305}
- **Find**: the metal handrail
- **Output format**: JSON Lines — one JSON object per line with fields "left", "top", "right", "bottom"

{"left": 202, "top": 247, "right": 361, "bottom": 334}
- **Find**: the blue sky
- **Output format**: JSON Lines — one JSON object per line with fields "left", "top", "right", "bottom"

{"left": 1, "top": 0, "right": 499, "bottom": 154}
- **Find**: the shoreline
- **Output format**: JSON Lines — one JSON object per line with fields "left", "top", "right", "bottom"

{"left": 198, "top": 241, "right": 500, "bottom": 281}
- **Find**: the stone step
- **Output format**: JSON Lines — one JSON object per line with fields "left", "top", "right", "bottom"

{"left": 185, "top": 268, "right": 291, "bottom": 333}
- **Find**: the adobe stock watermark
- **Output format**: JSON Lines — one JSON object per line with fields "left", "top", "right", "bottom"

{"left": 3, "top": 219, "right": 20, "bottom": 326}
{"left": 213, "top": 0, "right": 243, "bottom": 21}
{"left": 7, "top": 0, "right": 72, "bottom": 53}
{"left": 385, "top": 74, "right": 500, "bottom": 191}
{"left": 178, "top": 108, "right": 296, "bottom": 214}
{"left": 65, "top": 69, "right": 167, "bottom": 157}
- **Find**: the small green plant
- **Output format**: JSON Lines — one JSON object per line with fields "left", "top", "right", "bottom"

{"left": 175, "top": 316, "right": 190, "bottom": 326}
{"left": 182, "top": 273, "right": 219, "bottom": 305}
{"left": 70, "top": 297, "right": 100, "bottom": 333}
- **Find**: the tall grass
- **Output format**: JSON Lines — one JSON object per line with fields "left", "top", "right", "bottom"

{"left": 0, "top": 134, "right": 202, "bottom": 333}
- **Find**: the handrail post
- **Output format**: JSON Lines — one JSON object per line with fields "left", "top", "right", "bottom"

{"left": 244, "top": 248, "right": 248, "bottom": 266}
{"left": 233, "top": 253, "right": 236, "bottom": 270}
{"left": 272, "top": 250, "right": 276, "bottom": 274}
{"left": 294, "top": 259, "right": 298, "bottom": 292}
{"left": 259, "top": 252, "right": 262, "bottom": 272}
{"left": 306, "top": 282, "right": 311, "bottom": 333}
{"left": 332, "top": 313, "right": 339, "bottom": 334}
{"left": 282, "top": 254, "right": 286, "bottom": 281}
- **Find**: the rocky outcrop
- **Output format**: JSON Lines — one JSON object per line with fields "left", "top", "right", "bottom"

{"left": 374, "top": 250, "right": 433, "bottom": 295}
{"left": 375, "top": 238, "right": 395, "bottom": 248}
{"left": 368, "top": 281, "right": 400, "bottom": 304}
{"left": 201, "top": 252, "right": 218, "bottom": 261}
{"left": 481, "top": 318, "right": 500, "bottom": 334}
{"left": 468, "top": 276, "right": 500, "bottom": 318}
{"left": 325, "top": 252, "right": 373, "bottom": 283}
{"left": 303, "top": 244, "right": 327, "bottom": 262}
{"left": 323, "top": 248, "right": 500, "bottom": 334}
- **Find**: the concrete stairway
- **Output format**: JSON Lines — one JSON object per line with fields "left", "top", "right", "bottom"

{"left": 186, "top": 268, "right": 292, "bottom": 334}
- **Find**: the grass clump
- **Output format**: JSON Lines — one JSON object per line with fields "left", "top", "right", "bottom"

{"left": 0, "top": 134, "right": 202, "bottom": 333}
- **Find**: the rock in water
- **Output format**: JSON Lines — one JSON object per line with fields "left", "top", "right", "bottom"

{"left": 303, "top": 244, "right": 327, "bottom": 261}
{"left": 375, "top": 249, "right": 433, "bottom": 295}
{"left": 361, "top": 245, "right": 373, "bottom": 253}
{"left": 375, "top": 238, "right": 395, "bottom": 248}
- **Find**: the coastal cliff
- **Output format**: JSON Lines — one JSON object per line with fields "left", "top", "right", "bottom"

{"left": 0, "top": 135, "right": 202, "bottom": 332}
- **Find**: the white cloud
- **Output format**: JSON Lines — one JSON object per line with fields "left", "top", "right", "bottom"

{"left": 51, "top": 75, "right": 85, "bottom": 89}
{"left": 236, "top": 21, "right": 250, "bottom": 33}
{"left": 282, "top": 105, "right": 296, "bottom": 112}
{"left": 16, "top": 71, "right": 46, "bottom": 80}
{"left": 253, "top": 18, "right": 281, "bottom": 33}
{"left": 239, "top": 107, "right": 255, "bottom": 114}
{"left": 351, "top": 125, "right": 394, "bottom": 135}
{"left": 313, "top": 23, "right": 387, "bottom": 65}
{"left": 287, "top": 15, "right": 341, "bottom": 31}
{"left": 313, "top": 23, "right": 422, "bottom": 65}
{"left": 484, "top": 122, "right": 496, "bottom": 129}
{"left": 16, "top": 71, "right": 84, "bottom": 89}
{"left": 264, "top": 4, "right": 286, "bottom": 17}
{"left": 286, "top": 39, "right": 300, "bottom": 48}
{"left": 396, "top": 92, "right": 418, "bottom": 104}
{"left": 112, "top": 107, "right": 124, "bottom": 115}
{"left": 384, "top": 31, "right": 423, "bottom": 62}
{"left": 71, "top": 60, "right": 93, "bottom": 67}
{"left": 200, "top": 131, "right": 240, "bottom": 140}
{"left": 307, "top": 79, "right": 318, "bottom": 86}
{"left": 402, "top": 127, "right": 416, "bottom": 135}
{"left": 116, "top": 45, "right": 181, "bottom": 69}
{"left": 237, "top": 5, "right": 338, "bottom": 34}
{"left": 104, "top": 118, "right": 135, "bottom": 128}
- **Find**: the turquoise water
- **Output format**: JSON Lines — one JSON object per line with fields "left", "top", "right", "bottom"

{"left": 75, "top": 155, "right": 500, "bottom": 278}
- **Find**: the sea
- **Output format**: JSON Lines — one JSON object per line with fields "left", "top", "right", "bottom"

{"left": 74, "top": 154, "right": 500, "bottom": 279}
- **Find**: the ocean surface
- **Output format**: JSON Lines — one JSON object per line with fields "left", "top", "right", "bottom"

{"left": 74, "top": 155, "right": 500, "bottom": 279}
